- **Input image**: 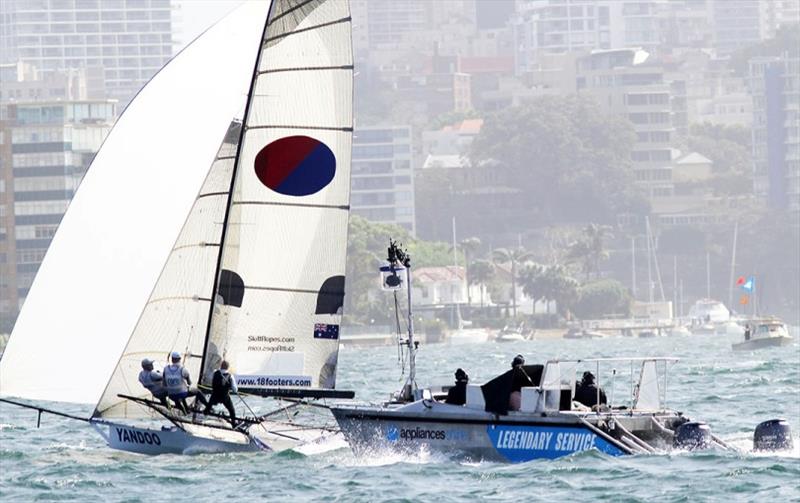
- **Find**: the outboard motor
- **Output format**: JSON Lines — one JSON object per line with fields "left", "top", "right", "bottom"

{"left": 753, "top": 419, "right": 793, "bottom": 451}
{"left": 673, "top": 421, "right": 712, "bottom": 450}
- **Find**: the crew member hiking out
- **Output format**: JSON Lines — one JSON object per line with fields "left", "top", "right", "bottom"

{"left": 204, "top": 360, "right": 238, "bottom": 427}
{"left": 138, "top": 358, "right": 168, "bottom": 406}
{"left": 163, "top": 351, "right": 208, "bottom": 414}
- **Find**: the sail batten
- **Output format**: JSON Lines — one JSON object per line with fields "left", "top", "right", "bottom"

{"left": 202, "top": 0, "right": 353, "bottom": 394}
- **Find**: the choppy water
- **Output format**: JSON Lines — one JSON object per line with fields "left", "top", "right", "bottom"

{"left": 2, "top": 331, "right": 799, "bottom": 502}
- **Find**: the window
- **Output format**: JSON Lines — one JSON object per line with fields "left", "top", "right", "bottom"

{"left": 627, "top": 94, "right": 648, "bottom": 106}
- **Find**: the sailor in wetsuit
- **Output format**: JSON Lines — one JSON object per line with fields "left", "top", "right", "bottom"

{"left": 574, "top": 371, "right": 607, "bottom": 408}
{"left": 444, "top": 368, "right": 469, "bottom": 405}
{"left": 163, "top": 351, "right": 208, "bottom": 414}
{"left": 138, "top": 358, "right": 168, "bottom": 406}
{"left": 509, "top": 354, "right": 534, "bottom": 411}
{"left": 203, "top": 360, "right": 238, "bottom": 427}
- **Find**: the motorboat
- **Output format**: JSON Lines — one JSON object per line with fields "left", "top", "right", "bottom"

{"left": 494, "top": 323, "right": 529, "bottom": 342}
{"left": 689, "top": 299, "right": 731, "bottom": 324}
{"left": 333, "top": 356, "right": 725, "bottom": 462}
{"left": 563, "top": 328, "right": 606, "bottom": 339}
{"left": 732, "top": 319, "right": 793, "bottom": 351}
{"left": 329, "top": 241, "right": 794, "bottom": 462}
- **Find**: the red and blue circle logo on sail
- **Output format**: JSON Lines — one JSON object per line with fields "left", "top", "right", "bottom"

{"left": 254, "top": 135, "right": 336, "bottom": 196}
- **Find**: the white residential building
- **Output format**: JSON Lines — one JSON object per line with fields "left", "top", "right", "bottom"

{"left": 351, "top": 126, "right": 416, "bottom": 233}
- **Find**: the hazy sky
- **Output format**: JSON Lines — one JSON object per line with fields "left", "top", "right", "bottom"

{"left": 173, "top": 0, "right": 246, "bottom": 51}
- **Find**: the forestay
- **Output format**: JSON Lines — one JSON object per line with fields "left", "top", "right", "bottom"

{"left": 0, "top": 1, "right": 269, "bottom": 405}
{"left": 202, "top": 0, "right": 353, "bottom": 394}
{"left": 93, "top": 123, "right": 241, "bottom": 419}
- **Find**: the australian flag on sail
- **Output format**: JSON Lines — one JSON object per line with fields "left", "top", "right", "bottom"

{"left": 313, "top": 323, "right": 339, "bottom": 340}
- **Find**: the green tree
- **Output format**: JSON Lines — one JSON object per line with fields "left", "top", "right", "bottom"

{"left": 686, "top": 123, "right": 753, "bottom": 196}
{"left": 469, "top": 259, "right": 495, "bottom": 308}
{"left": 345, "top": 216, "right": 411, "bottom": 324}
{"left": 469, "top": 95, "right": 640, "bottom": 222}
{"left": 573, "top": 279, "right": 632, "bottom": 320}
{"left": 567, "top": 223, "right": 613, "bottom": 280}
{"left": 519, "top": 263, "right": 578, "bottom": 318}
{"left": 492, "top": 246, "right": 534, "bottom": 317}
{"left": 345, "top": 216, "right": 460, "bottom": 324}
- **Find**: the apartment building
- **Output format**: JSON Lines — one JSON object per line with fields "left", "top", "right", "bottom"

{"left": 0, "top": 97, "right": 115, "bottom": 329}
{"left": 749, "top": 54, "right": 800, "bottom": 213}
{"left": 351, "top": 126, "right": 416, "bottom": 233}
{"left": 0, "top": 0, "right": 172, "bottom": 107}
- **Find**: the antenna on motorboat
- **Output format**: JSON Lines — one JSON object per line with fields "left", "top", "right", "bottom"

{"left": 385, "top": 239, "right": 417, "bottom": 401}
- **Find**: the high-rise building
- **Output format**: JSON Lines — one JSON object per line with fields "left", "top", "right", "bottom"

{"left": 711, "top": 0, "right": 763, "bottom": 55}
{"left": 0, "top": 86, "right": 116, "bottom": 329}
{"left": 351, "top": 126, "right": 415, "bottom": 233}
{"left": 577, "top": 49, "right": 679, "bottom": 201}
{"left": 512, "top": 0, "right": 672, "bottom": 75}
{"left": 0, "top": 0, "right": 172, "bottom": 107}
{"left": 749, "top": 54, "right": 800, "bottom": 213}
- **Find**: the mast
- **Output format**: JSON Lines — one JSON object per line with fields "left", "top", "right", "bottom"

{"left": 728, "top": 221, "right": 738, "bottom": 310}
{"left": 387, "top": 240, "right": 416, "bottom": 400}
{"left": 631, "top": 236, "right": 637, "bottom": 299}
{"left": 673, "top": 255, "right": 678, "bottom": 318}
{"left": 198, "top": 6, "right": 274, "bottom": 382}
{"left": 645, "top": 218, "right": 654, "bottom": 303}
{"left": 706, "top": 251, "right": 711, "bottom": 299}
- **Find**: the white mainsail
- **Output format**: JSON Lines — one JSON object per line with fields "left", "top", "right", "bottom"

{"left": 0, "top": 1, "right": 269, "bottom": 405}
{"left": 202, "top": 0, "right": 353, "bottom": 393}
{"left": 93, "top": 123, "right": 240, "bottom": 419}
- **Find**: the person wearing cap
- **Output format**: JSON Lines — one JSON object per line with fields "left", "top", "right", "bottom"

{"left": 574, "top": 371, "right": 607, "bottom": 408}
{"left": 203, "top": 360, "right": 238, "bottom": 427}
{"left": 163, "top": 351, "right": 208, "bottom": 414}
{"left": 444, "top": 368, "right": 469, "bottom": 405}
{"left": 509, "top": 354, "right": 533, "bottom": 411}
{"left": 138, "top": 358, "right": 168, "bottom": 406}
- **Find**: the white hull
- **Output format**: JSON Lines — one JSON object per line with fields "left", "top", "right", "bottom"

{"left": 732, "top": 336, "right": 793, "bottom": 351}
{"left": 495, "top": 333, "right": 526, "bottom": 342}
{"left": 93, "top": 421, "right": 263, "bottom": 455}
{"left": 93, "top": 419, "right": 334, "bottom": 455}
{"left": 448, "top": 329, "right": 490, "bottom": 344}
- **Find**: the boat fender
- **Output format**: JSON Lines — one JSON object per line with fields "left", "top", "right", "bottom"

{"left": 673, "top": 421, "right": 711, "bottom": 450}
{"left": 753, "top": 419, "right": 793, "bottom": 451}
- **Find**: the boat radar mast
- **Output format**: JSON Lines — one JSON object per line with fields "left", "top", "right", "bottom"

{"left": 385, "top": 239, "right": 418, "bottom": 401}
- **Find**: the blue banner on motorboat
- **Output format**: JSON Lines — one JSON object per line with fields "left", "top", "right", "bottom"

{"left": 486, "top": 424, "right": 624, "bottom": 462}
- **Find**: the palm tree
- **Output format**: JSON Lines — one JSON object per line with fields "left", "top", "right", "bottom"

{"left": 469, "top": 259, "right": 495, "bottom": 308}
{"left": 519, "top": 262, "right": 545, "bottom": 312}
{"left": 459, "top": 237, "right": 481, "bottom": 305}
{"left": 585, "top": 223, "right": 613, "bottom": 280}
{"left": 492, "top": 246, "right": 534, "bottom": 317}
{"left": 567, "top": 223, "right": 613, "bottom": 281}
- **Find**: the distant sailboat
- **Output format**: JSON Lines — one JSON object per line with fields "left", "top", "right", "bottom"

{"left": 1, "top": 0, "right": 355, "bottom": 455}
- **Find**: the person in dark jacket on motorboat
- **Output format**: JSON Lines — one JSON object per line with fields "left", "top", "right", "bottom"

{"left": 509, "top": 354, "right": 533, "bottom": 411}
{"left": 574, "top": 371, "right": 607, "bottom": 408}
{"left": 445, "top": 368, "right": 469, "bottom": 405}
